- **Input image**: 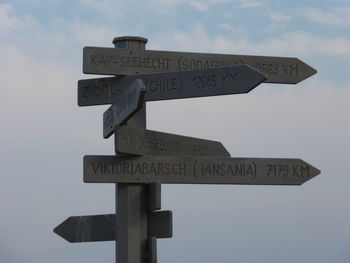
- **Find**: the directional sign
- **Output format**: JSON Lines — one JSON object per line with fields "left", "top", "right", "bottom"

{"left": 83, "top": 46, "right": 317, "bottom": 84}
{"left": 115, "top": 126, "right": 230, "bottom": 157}
{"left": 54, "top": 211, "right": 172, "bottom": 243}
{"left": 84, "top": 155, "right": 320, "bottom": 185}
{"left": 54, "top": 214, "right": 115, "bottom": 243}
{"left": 78, "top": 65, "right": 266, "bottom": 106}
{"left": 103, "top": 79, "right": 145, "bottom": 138}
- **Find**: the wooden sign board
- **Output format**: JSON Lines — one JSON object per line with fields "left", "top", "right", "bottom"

{"left": 78, "top": 65, "right": 266, "bottom": 106}
{"left": 115, "top": 126, "right": 230, "bottom": 157}
{"left": 83, "top": 46, "right": 316, "bottom": 84}
{"left": 84, "top": 155, "right": 320, "bottom": 185}
{"left": 54, "top": 211, "right": 172, "bottom": 243}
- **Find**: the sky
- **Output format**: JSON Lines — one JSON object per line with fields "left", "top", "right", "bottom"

{"left": 0, "top": 0, "right": 349, "bottom": 262}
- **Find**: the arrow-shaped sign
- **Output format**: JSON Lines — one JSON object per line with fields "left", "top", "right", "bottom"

{"left": 83, "top": 46, "right": 316, "bottom": 84}
{"left": 78, "top": 65, "right": 266, "bottom": 106}
{"left": 84, "top": 155, "right": 320, "bottom": 185}
{"left": 54, "top": 214, "right": 115, "bottom": 243}
{"left": 103, "top": 79, "right": 145, "bottom": 138}
{"left": 54, "top": 211, "right": 172, "bottom": 243}
{"left": 115, "top": 126, "right": 230, "bottom": 157}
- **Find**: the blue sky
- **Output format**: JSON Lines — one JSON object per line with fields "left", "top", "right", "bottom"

{"left": 1, "top": 1, "right": 349, "bottom": 263}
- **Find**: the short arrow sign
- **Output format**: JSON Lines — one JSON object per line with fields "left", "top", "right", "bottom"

{"left": 78, "top": 65, "right": 266, "bottom": 106}
{"left": 84, "top": 155, "right": 320, "bottom": 185}
{"left": 103, "top": 79, "right": 145, "bottom": 138}
{"left": 54, "top": 211, "right": 172, "bottom": 243}
{"left": 54, "top": 214, "right": 115, "bottom": 243}
{"left": 115, "top": 126, "right": 231, "bottom": 157}
{"left": 83, "top": 46, "right": 316, "bottom": 84}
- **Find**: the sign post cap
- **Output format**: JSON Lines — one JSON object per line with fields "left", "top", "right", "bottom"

{"left": 113, "top": 36, "right": 148, "bottom": 49}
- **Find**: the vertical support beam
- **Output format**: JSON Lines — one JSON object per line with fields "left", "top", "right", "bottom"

{"left": 148, "top": 183, "right": 161, "bottom": 211}
{"left": 113, "top": 36, "right": 152, "bottom": 263}
{"left": 116, "top": 184, "right": 148, "bottom": 263}
{"left": 147, "top": 237, "right": 157, "bottom": 263}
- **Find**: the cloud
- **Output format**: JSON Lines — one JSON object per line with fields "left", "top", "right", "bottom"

{"left": 268, "top": 12, "right": 291, "bottom": 22}
{"left": 0, "top": 3, "right": 36, "bottom": 31}
{"left": 79, "top": 0, "right": 123, "bottom": 16}
{"left": 153, "top": 24, "right": 350, "bottom": 58}
{"left": 265, "top": 31, "right": 350, "bottom": 57}
{"left": 301, "top": 7, "right": 350, "bottom": 26}
{"left": 190, "top": 1, "right": 209, "bottom": 11}
{"left": 206, "top": 0, "right": 262, "bottom": 7}
{"left": 218, "top": 23, "right": 235, "bottom": 31}
{"left": 206, "top": 0, "right": 262, "bottom": 8}
{"left": 151, "top": 22, "right": 216, "bottom": 51}
{"left": 237, "top": 0, "right": 262, "bottom": 8}
{"left": 70, "top": 22, "right": 118, "bottom": 45}
{"left": 0, "top": 45, "right": 77, "bottom": 139}
{"left": 144, "top": 0, "right": 184, "bottom": 6}
{"left": 143, "top": 0, "right": 262, "bottom": 10}
{"left": 156, "top": 0, "right": 184, "bottom": 4}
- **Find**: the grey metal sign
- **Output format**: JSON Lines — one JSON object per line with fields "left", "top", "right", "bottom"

{"left": 115, "top": 126, "right": 230, "bottom": 157}
{"left": 54, "top": 211, "right": 172, "bottom": 243}
{"left": 78, "top": 65, "right": 266, "bottom": 106}
{"left": 84, "top": 155, "right": 320, "bottom": 185}
{"left": 103, "top": 79, "right": 145, "bottom": 138}
{"left": 83, "top": 46, "right": 316, "bottom": 84}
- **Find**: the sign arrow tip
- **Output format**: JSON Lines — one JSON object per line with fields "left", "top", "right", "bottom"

{"left": 299, "top": 160, "right": 321, "bottom": 185}
{"left": 296, "top": 58, "right": 317, "bottom": 83}
{"left": 54, "top": 218, "right": 75, "bottom": 243}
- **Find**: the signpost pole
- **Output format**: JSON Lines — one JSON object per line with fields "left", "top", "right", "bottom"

{"left": 113, "top": 36, "right": 150, "bottom": 263}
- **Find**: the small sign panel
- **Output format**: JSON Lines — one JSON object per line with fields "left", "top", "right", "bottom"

{"left": 54, "top": 211, "right": 172, "bottom": 243}
{"left": 54, "top": 214, "right": 115, "bottom": 243}
{"left": 103, "top": 79, "right": 145, "bottom": 138}
{"left": 84, "top": 155, "right": 320, "bottom": 185}
{"left": 115, "top": 126, "right": 230, "bottom": 157}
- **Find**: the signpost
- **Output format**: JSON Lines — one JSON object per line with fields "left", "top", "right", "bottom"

{"left": 115, "top": 126, "right": 230, "bottom": 157}
{"left": 78, "top": 65, "right": 266, "bottom": 106}
{"left": 54, "top": 35, "right": 321, "bottom": 263}
{"left": 54, "top": 211, "right": 172, "bottom": 243}
{"left": 84, "top": 155, "right": 320, "bottom": 185}
{"left": 103, "top": 79, "right": 145, "bottom": 138}
{"left": 111, "top": 37, "right": 150, "bottom": 263}
{"left": 83, "top": 46, "right": 317, "bottom": 84}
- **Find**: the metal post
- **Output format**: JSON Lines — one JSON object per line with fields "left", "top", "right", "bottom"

{"left": 113, "top": 36, "right": 150, "bottom": 263}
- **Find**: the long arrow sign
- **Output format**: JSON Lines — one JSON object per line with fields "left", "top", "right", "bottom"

{"left": 54, "top": 211, "right": 172, "bottom": 243}
{"left": 103, "top": 79, "right": 145, "bottom": 138}
{"left": 115, "top": 126, "right": 231, "bottom": 157}
{"left": 83, "top": 46, "right": 317, "bottom": 84}
{"left": 78, "top": 65, "right": 266, "bottom": 106}
{"left": 84, "top": 156, "right": 320, "bottom": 185}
